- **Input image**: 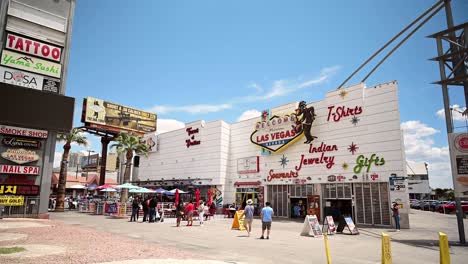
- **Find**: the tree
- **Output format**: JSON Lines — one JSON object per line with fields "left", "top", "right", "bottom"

{"left": 55, "top": 128, "right": 88, "bottom": 212}
{"left": 111, "top": 132, "right": 149, "bottom": 202}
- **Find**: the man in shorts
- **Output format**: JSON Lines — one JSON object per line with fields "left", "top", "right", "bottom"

{"left": 240, "top": 199, "right": 255, "bottom": 236}
{"left": 260, "top": 201, "right": 274, "bottom": 239}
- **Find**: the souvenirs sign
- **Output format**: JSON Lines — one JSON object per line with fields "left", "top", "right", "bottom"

{"left": 82, "top": 97, "right": 157, "bottom": 134}
{"left": 1, "top": 149, "right": 39, "bottom": 164}
{"left": 0, "top": 184, "right": 39, "bottom": 196}
{"left": 6, "top": 33, "right": 62, "bottom": 62}
{"left": 250, "top": 114, "right": 303, "bottom": 152}
{"left": 1, "top": 50, "right": 61, "bottom": 78}
{"left": 0, "top": 195, "right": 24, "bottom": 206}
{"left": 300, "top": 215, "right": 322, "bottom": 237}
{"left": 0, "top": 165, "right": 40, "bottom": 175}
{"left": 1, "top": 137, "right": 41, "bottom": 149}
{"left": 0, "top": 125, "right": 48, "bottom": 139}
{"left": 237, "top": 156, "right": 260, "bottom": 174}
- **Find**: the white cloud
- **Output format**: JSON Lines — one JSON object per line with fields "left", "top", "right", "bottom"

{"left": 240, "top": 65, "right": 340, "bottom": 102}
{"left": 148, "top": 104, "right": 232, "bottom": 115}
{"left": 401, "top": 120, "right": 452, "bottom": 188}
{"left": 436, "top": 104, "right": 467, "bottom": 122}
{"left": 248, "top": 82, "right": 263, "bottom": 93}
{"left": 157, "top": 118, "right": 185, "bottom": 133}
{"left": 237, "top": 109, "right": 261, "bottom": 121}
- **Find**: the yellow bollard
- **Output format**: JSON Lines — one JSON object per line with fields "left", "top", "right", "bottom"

{"left": 382, "top": 232, "right": 392, "bottom": 264}
{"left": 439, "top": 232, "right": 451, "bottom": 264}
{"left": 324, "top": 233, "right": 332, "bottom": 264}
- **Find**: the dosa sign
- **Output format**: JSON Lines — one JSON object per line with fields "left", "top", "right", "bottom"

{"left": 250, "top": 114, "right": 303, "bottom": 152}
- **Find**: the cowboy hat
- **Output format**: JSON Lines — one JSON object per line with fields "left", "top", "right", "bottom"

{"left": 247, "top": 199, "right": 253, "bottom": 205}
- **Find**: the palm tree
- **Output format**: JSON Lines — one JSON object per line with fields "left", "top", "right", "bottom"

{"left": 111, "top": 132, "right": 149, "bottom": 202}
{"left": 55, "top": 128, "right": 88, "bottom": 212}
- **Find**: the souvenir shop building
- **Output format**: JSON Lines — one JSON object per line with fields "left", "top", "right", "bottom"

{"left": 139, "top": 81, "right": 409, "bottom": 228}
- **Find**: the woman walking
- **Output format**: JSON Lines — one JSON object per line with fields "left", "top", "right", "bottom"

{"left": 198, "top": 201, "right": 205, "bottom": 226}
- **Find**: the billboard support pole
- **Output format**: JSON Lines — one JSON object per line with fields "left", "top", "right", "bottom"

{"left": 99, "top": 136, "right": 111, "bottom": 186}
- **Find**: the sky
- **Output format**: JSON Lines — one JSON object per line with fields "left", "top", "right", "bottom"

{"left": 55, "top": 0, "right": 468, "bottom": 189}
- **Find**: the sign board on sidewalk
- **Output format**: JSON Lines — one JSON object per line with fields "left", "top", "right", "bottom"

{"left": 0, "top": 195, "right": 24, "bottom": 206}
{"left": 231, "top": 210, "right": 246, "bottom": 231}
{"left": 322, "top": 215, "right": 336, "bottom": 235}
{"left": 342, "top": 217, "right": 359, "bottom": 235}
{"left": 300, "top": 215, "right": 322, "bottom": 237}
{"left": 449, "top": 133, "right": 468, "bottom": 197}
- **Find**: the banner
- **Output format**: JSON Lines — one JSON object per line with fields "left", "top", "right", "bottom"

{"left": 82, "top": 97, "right": 157, "bottom": 134}
{"left": 0, "top": 195, "right": 24, "bottom": 206}
{"left": 1, "top": 50, "right": 61, "bottom": 78}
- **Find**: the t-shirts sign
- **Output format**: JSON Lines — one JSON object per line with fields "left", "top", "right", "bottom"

{"left": 301, "top": 215, "right": 322, "bottom": 237}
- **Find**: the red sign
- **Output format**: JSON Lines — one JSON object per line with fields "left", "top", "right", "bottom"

{"left": 6, "top": 33, "right": 62, "bottom": 62}
{"left": 0, "top": 125, "right": 48, "bottom": 139}
{"left": 295, "top": 142, "right": 338, "bottom": 171}
{"left": 327, "top": 105, "right": 363, "bottom": 122}
{"left": 186, "top": 127, "right": 201, "bottom": 148}
{"left": 455, "top": 134, "right": 468, "bottom": 153}
{"left": 0, "top": 165, "right": 40, "bottom": 175}
{"left": 267, "top": 169, "right": 299, "bottom": 182}
{"left": 234, "top": 181, "right": 261, "bottom": 186}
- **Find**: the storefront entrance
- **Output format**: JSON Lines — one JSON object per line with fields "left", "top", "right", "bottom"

{"left": 290, "top": 197, "right": 307, "bottom": 218}
{"left": 267, "top": 184, "right": 315, "bottom": 218}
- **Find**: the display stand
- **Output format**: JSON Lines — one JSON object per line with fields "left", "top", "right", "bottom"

{"left": 322, "top": 215, "right": 336, "bottom": 235}
{"left": 300, "top": 215, "right": 322, "bottom": 237}
{"left": 231, "top": 210, "right": 246, "bottom": 230}
{"left": 337, "top": 216, "right": 359, "bottom": 235}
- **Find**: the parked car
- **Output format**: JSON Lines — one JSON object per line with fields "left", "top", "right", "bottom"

{"left": 433, "top": 201, "right": 450, "bottom": 212}
{"left": 411, "top": 201, "right": 424, "bottom": 210}
{"left": 438, "top": 201, "right": 468, "bottom": 214}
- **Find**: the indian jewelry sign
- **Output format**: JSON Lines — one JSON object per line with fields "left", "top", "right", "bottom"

{"left": 1, "top": 50, "right": 61, "bottom": 78}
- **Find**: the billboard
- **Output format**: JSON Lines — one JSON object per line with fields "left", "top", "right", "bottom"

{"left": 449, "top": 133, "right": 468, "bottom": 197}
{"left": 82, "top": 97, "right": 157, "bottom": 134}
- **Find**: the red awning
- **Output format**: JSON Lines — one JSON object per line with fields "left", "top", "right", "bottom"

{"left": 234, "top": 181, "right": 261, "bottom": 187}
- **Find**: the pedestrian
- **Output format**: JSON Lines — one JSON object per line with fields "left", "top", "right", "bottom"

{"left": 149, "top": 196, "right": 157, "bottom": 223}
{"left": 142, "top": 197, "right": 149, "bottom": 222}
{"left": 392, "top": 202, "right": 401, "bottom": 231}
{"left": 260, "top": 201, "right": 274, "bottom": 239}
{"left": 176, "top": 201, "right": 184, "bottom": 227}
{"left": 240, "top": 199, "right": 254, "bottom": 237}
{"left": 197, "top": 201, "right": 205, "bottom": 226}
{"left": 130, "top": 197, "right": 139, "bottom": 222}
{"left": 185, "top": 200, "right": 195, "bottom": 226}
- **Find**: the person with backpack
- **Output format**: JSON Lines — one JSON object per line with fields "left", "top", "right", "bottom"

{"left": 197, "top": 201, "right": 206, "bottom": 226}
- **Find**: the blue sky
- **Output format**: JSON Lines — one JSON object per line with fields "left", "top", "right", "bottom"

{"left": 57, "top": 0, "right": 467, "bottom": 188}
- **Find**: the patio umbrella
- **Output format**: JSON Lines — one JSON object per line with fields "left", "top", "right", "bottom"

{"left": 154, "top": 188, "right": 167, "bottom": 194}
{"left": 195, "top": 189, "right": 200, "bottom": 208}
{"left": 115, "top": 183, "right": 139, "bottom": 189}
{"left": 86, "top": 184, "right": 97, "bottom": 190}
{"left": 207, "top": 190, "right": 212, "bottom": 207}
{"left": 69, "top": 184, "right": 86, "bottom": 189}
{"left": 96, "top": 184, "right": 115, "bottom": 190}
{"left": 175, "top": 189, "right": 179, "bottom": 206}
{"left": 100, "top": 188, "right": 117, "bottom": 192}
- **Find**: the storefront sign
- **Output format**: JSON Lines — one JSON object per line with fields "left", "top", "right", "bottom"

{"left": 1, "top": 137, "right": 41, "bottom": 149}
{"left": 250, "top": 114, "right": 302, "bottom": 153}
{"left": 0, "top": 195, "right": 24, "bottom": 206}
{"left": 353, "top": 154, "right": 385, "bottom": 173}
{"left": 1, "top": 148, "right": 39, "bottom": 164}
{"left": 267, "top": 169, "right": 299, "bottom": 182}
{"left": 6, "top": 33, "right": 62, "bottom": 62}
{"left": 82, "top": 97, "right": 157, "bottom": 134}
{"left": 41, "top": 77, "right": 60, "bottom": 93}
{"left": 0, "top": 184, "right": 39, "bottom": 195}
{"left": 237, "top": 156, "right": 259, "bottom": 174}
{"left": 0, "top": 165, "right": 40, "bottom": 175}
{"left": 0, "top": 66, "right": 42, "bottom": 90}
{"left": 0, "top": 125, "right": 48, "bottom": 138}
{"left": 454, "top": 133, "right": 468, "bottom": 153}
{"left": 295, "top": 142, "right": 338, "bottom": 170}
{"left": 327, "top": 105, "right": 363, "bottom": 122}
{"left": 186, "top": 127, "right": 200, "bottom": 148}
{"left": 234, "top": 181, "right": 261, "bottom": 186}
{"left": 1, "top": 50, "right": 61, "bottom": 78}
{"left": 389, "top": 176, "right": 406, "bottom": 191}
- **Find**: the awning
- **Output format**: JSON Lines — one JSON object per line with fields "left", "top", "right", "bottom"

{"left": 234, "top": 181, "right": 261, "bottom": 187}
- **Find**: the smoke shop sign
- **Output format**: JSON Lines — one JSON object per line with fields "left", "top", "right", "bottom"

{"left": 1, "top": 149, "right": 39, "bottom": 164}
{"left": 6, "top": 33, "right": 62, "bottom": 62}
{"left": 251, "top": 114, "right": 303, "bottom": 152}
{"left": 0, "top": 165, "right": 40, "bottom": 175}
{"left": 1, "top": 50, "right": 61, "bottom": 78}
{"left": 0, "top": 125, "right": 48, "bottom": 139}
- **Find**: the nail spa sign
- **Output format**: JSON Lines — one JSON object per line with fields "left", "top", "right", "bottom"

{"left": 0, "top": 165, "right": 40, "bottom": 175}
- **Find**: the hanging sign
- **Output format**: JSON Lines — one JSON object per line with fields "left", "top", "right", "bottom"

{"left": 0, "top": 195, "right": 24, "bottom": 206}
{"left": 250, "top": 114, "right": 303, "bottom": 153}
{"left": 237, "top": 156, "right": 260, "bottom": 174}
{"left": 0, "top": 125, "right": 48, "bottom": 139}
{"left": 0, "top": 184, "right": 39, "bottom": 195}
{"left": 231, "top": 210, "right": 246, "bottom": 231}
{"left": 0, "top": 165, "right": 40, "bottom": 175}
{"left": 448, "top": 133, "right": 468, "bottom": 197}
{"left": 300, "top": 215, "right": 322, "bottom": 237}
{"left": 389, "top": 176, "right": 406, "bottom": 191}
{"left": 1, "top": 50, "right": 61, "bottom": 78}
{"left": 0, "top": 66, "right": 42, "bottom": 90}
{"left": 1, "top": 149, "right": 39, "bottom": 164}
{"left": 322, "top": 216, "right": 336, "bottom": 235}
{"left": 1, "top": 137, "right": 42, "bottom": 149}
{"left": 6, "top": 33, "right": 62, "bottom": 62}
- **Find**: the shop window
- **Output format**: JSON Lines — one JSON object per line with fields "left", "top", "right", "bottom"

{"left": 337, "top": 183, "right": 344, "bottom": 198}
{"left": 344, "top": 184, "right": 352, "bottom": 198}
{"left": 306, "top": 185, "right": 314, "bottom": 196}
{"left": 330, "top": 184, "right": 337, "bottom": 198}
